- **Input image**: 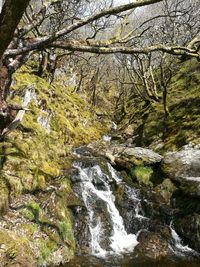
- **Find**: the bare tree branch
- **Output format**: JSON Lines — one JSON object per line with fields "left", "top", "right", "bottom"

{"left": 4, "top": 0, "right": 163, "bottom": 56}
{"left": 48, "top": 40, "right": 200, "bottom": 59}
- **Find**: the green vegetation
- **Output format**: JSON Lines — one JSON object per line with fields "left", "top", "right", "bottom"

{"left": 27, "top": 200, "right": 41, "bottom": 221}
{"left": 0, "top": 64, "right": 109, "bottom": 266}
{"left": 131, "top": 165, "right": 153, "bottom": 186}
{"left": 58, "top": 220, "right": 74, "bottom": 243}
{"left": 118, "top": 59, "right": 200, "bottom": 151}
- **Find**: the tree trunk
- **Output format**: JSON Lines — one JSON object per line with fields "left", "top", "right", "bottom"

{"left": 162, "top": 86, "right": 169, "bottom": 141}
{"left": 0, "top": 60, "right": 11, "bottom": 101}
{"left": 0, "top": 0, "right": 30, "bottom": 134}
{"left": 0, "top": 0, "right": 30, "bottom": 58}
{"left": 135, "top": 101, "right": 150, "bottom": 146}
{"left": 163, "top": 85, "right": 169, "bottom": 117}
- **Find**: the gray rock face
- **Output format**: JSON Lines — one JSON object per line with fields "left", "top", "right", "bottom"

{"left": 104, "top": 145, "right": 163, "bottom": 168}
{"left": 122, "top": 147, "right": 163, "bottom": 164}
{"left": 162, "top": 147, "right": 200, "bottom": 197}
{"left": 174, "top": 213, "right": 200, "bottom": 253}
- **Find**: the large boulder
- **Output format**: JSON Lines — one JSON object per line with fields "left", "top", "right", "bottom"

{"left": 162, "top": 147, "right": 200, "bottom": 197}
{"left": 104, "top": 145, "right": 163, "bottom": 168}
{"left": 134, "top": 230, "right": 169, "bottom": 261}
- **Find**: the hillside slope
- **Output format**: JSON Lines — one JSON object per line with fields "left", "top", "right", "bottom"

{"left": 0, "top": 66, "right": 109, "bottom": 266}
{"left": 117, "top": 59, "right": 200, "bottom": 151}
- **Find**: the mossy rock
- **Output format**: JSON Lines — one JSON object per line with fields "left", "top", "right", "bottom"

{"left": 0, "top": 230, "right": 35, "bottom": 267}
{"left": 0, "top": 179, "right": 9, "bottom": 214}
{"left": 155, "top": 179, "right": 177, "bottom": 204}
{"left": 134, "top": 230, "right": 169, "bottom": 261}
{"left": 3, "top": 174, "right": 23, "bottom": 201}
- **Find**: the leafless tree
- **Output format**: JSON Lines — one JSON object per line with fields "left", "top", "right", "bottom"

{"left": 0, "top": 0, "right": 199, "bottom": 134}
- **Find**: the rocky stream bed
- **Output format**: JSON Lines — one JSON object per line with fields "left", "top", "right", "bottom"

{"left": 63, "top": 141, "right": 200, "bottom": 266}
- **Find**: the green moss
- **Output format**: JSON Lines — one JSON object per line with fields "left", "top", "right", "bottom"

{"left": 0, "top": 179, "right": 9, "bottom": 214}
{"left": 38, "top": 241, "right": 52, "bottom": 266}
{"left": 131, "top": 166, "right": 153, "bottom": 186}
{"left": 118, "top": 59, "right": 200, "bottom": 150}
{"left": 0, "top": 60, "right": 110, "bottom": 265}
{"left": 0, "top": 229, "right": 35, "bottom": 266}
{"left": 27, "top": 200, "right": 41, "bottom": 221}
{"left": 58, "top": 220, "right": 74, "bottom": 245}
{"left": 155, "top": 179, "right": 177, "bottom": 204}
{"left": 21, "top": 208, "right": 35, "bottom": 221}
{"left": 4, "top": 174, "right": 23, "bottom": 200}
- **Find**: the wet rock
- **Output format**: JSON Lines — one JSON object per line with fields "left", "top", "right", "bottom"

{"left": 115, "top": 183, "right": 150, "bottom": 234}
{"left": 162, "top": 148, "right": 200, "bottom": 197}
{"left": 174, "top": 213, "right": 200, "bottom": 252}
{"left": 73, "top": 146, "right": 94, "bottom": 157}
{"left": 72, "top": 206, "right": 91, "bottom": 254}
{"left": 134, "top": 230, "right": 169, "bottom": 260}
{"left": 139, "top": 188, "right": 176, "bottom": 224}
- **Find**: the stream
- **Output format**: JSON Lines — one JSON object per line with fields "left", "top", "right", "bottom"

{"left": 64, "top": 148, "right": 199, "bottom": 267}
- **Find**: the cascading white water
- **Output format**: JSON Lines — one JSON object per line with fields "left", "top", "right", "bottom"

{"left": 169, "top": 223, "right": 199, "bottom": 257}
{"left": 108, "top": 163, "right": 148, "bottom": 221}
{"left": 74, "top": 162, "right": 138, "bottom": 257}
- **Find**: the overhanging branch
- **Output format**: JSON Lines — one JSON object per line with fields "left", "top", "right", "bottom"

{"left": 49, "top": 41, "right": 200, "bottom": 59}
{"left": 4, "top": 0, "right": 163, "bottom": 57}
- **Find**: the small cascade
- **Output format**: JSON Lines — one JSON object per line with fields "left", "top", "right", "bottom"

{"left": 73, "top": 162, "right": 138, "bottom": 257}
{"left": 170, "top": 224, "right": 199, "bottom": 257}
{"left": 71, "top": 150, "right": 199, "bottom": 262}
{"left": 108, "top": 163, "right": 148, "bottom": 221}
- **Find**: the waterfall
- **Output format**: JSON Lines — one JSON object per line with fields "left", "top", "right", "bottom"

{"left": 72, "top": 152, "right": 199, "bottom": 262}
{"left": 108, "top": 163, "right": 148, "bottom": 221}
{"left": 73, "top": 162, "right": 138, "bottom": 257}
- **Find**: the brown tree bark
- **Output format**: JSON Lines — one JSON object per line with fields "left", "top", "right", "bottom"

{"left": 0, "top": 0, "right": 30, "bottom": 58}
{"left": 0, "top": 0, "right": 30, "bottom": 134}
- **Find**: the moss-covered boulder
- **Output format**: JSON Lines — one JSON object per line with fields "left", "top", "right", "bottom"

{"left": 162, "top": 147, "right": 200, "bottom": 197}
{"left": 155, "top": 179, "right": 177, "bottom": 204}
{"left": 91, "top": 143, "right": 163, "bottom": 169}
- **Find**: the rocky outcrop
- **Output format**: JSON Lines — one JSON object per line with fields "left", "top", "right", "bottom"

{"left": 86, "top": 142, "right": 163, "bottom": 169}
{"left": 106, "top": 145, "right": 163, "bottom": 166}
{"left": 162, "top": 147, "right": 200, "bottom": 197}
